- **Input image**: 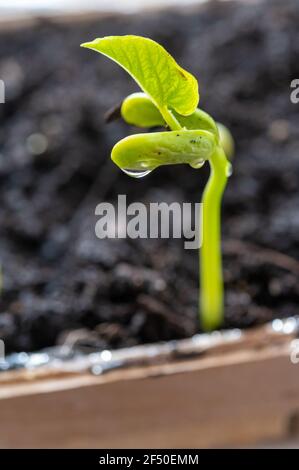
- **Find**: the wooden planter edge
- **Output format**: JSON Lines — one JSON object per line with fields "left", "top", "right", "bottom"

{"left": 0, "top": 323, "right": 298, "bottom": 448}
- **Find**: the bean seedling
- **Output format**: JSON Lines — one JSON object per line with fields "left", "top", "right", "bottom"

{"left": 81, "top": 35, "right": 234, "bottom": 330}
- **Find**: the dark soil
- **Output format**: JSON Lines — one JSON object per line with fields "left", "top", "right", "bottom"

{"left": 0, "top": 0, "right": 299, "bottom": 353}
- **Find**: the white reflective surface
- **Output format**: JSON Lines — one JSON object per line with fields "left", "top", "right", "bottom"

{"left": 0, "top": 0, "right": 208, "bottom": 17}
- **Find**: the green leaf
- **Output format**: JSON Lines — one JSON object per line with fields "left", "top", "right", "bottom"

{"left": 111, "top": 129, "right": 216, "bottom": 172}
{"left": 81, "top": 35, "right": 199, "bottom": 116}
{"left": 173, "top": 109, "right": 219, "bottom": 136}
{"left": 121, "top": 93, "right": 165, "bottom": 128}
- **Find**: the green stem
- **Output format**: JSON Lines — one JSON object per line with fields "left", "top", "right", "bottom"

{"left": 160, "top": 106, "right": 228, "bottom": 330}
{"left": 200, "top": 146, "right": 228, "bottom": 330}
{"left": 160, "top": 106, "right": 182, "bottom": 131}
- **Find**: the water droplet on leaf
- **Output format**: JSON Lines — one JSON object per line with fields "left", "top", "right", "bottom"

{"left": 189, "top": 158, "right": 205, "bottom": 169}
{"left": 121, "top": 168, "right": 152, "bottom": 178}
{"left": 226, "top": 162, "right": 233, "bottom": 177}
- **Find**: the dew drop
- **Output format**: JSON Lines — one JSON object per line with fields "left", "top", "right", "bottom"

{"left": 189, "top": 158, "right": 205, "bottom": 169}
{"left": 226, "top": 162, "right": 233, "bottom": 177}
{"left": 121, "top": 168, "right": 152, "bottom": 178}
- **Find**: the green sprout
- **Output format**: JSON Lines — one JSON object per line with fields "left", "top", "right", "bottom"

{"left": 81, "top": 35, "right": 234, "bottom": 331}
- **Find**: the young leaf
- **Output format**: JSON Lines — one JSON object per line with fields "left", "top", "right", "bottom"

{"left": 121, "top": 93, "right": 165, "bottom": 128}
{"left": 111, "top": 129, "right": 216, "bottom": 172}
{"left": 81, "top": 35, "right": 199, "bottom": 116}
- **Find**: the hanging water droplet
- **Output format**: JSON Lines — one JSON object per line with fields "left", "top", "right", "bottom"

{"left": 121, "top": 168, "right": 152, "bottom": 178}
{"left": 226, "top": 162, "right": 233, "bottom": 177}
{"left": 189, "top": 158, "right": 205, "bottom": 169}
